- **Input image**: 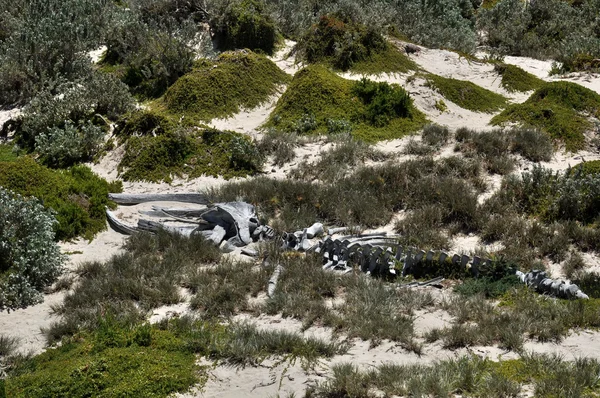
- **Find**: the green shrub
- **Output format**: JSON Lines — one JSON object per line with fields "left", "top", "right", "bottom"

{"left": 164, "top": 50, "right": 290, "bottom": 121}
{"left": 102, "top": 3, "right": 201, "bottom": 98}
{"left": 494, "top": 63, "right": 544, "bottom": 93}
{"left": 268, "top": 65, "right": 427, "bottom": 141}
{"left": 511, "top": 127, "right": 554, "bottom": 162}
{"left": 13, "top": 73, "right": 133, "bottom": 165}
{"left": 256, "top": 129, "right": 299, "bottom": 166}
{"left": 0, "top": 188, "right": 65, "bottom": 311}
{"left": 118, "top": 128, "right": 262, "bottom": 183}
{"left": 0, "top": 157, "right": 121, "bottom": 240}
{"left": 454, "top": 275, "right": 521, "bottom": 299}
{"left": 424, "top": 73, "right": 508, "bottom": 112}
{"left": 295, "top": 14, "right": 417, "bottom": 73}
{"left": 422, "top": 124, "right": 450, "bottom": 147}
{"left": 0, "top": 0, "right": 110, "bottom": 105}
{"left": 210, "top": 0, "right": 278, "bottom": 54}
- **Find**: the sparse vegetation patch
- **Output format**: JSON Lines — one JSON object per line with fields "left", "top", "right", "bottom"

{"left": 424, "top": 73, "right": 508, "bottom": 112}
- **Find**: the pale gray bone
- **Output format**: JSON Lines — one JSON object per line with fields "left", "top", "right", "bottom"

{"left": 267, "top": 265, "right": 284, "bottom": 297}
{"left": 219, "top": 240, "right": 236, "bottom": 253}
{"left": 415, "top": 250, "right": 425, "bottom": 263}
{"left": 201, "top": 202, "right": 258, "bottom": 246}
{"left": 109, "top": 193, "right": 210, "bottom": 205}
{"left": 328, "top": 226, "right": 350, "bottom": 235}
{"left": 241, "top": 248, "right": 258, "bottom": 257}
{"left": 306, "top": 223, "right": 324, "bottom": 239}
{"left": 209, "top": 225, "right": 227, "bottom": 245}
{"left": 106, "top": 209, "right": 138, "bottom": 235}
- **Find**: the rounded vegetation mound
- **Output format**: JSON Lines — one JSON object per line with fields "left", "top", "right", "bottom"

{"left": 163, "top": 50, "right": 290, "bottom": 121}
{"left": 268, "top": 65, "right": 427, "bottom": 141}
{"left": 492, "top": 81, "right": 600, "bottom": 151}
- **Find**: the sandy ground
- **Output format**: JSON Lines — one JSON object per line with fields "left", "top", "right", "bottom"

{"left": 2, "top": 40, "right": 600, "bottom": 397}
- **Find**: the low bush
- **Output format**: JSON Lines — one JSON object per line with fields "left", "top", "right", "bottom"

{"left": 7, "top": 321, "right": 199, "bottom": 398}
{"left": 164, "top": 50, "right": 289, "bottom": 122}
{"left": 118, "top": 128, "right": 263, "bottom": 183}
{"left": 12, "top": 73, "right": 133, "bottom": 166}
{"left": 102, "top": 3, "right": 202, "bottom": 99}
{"left": 0, "top": 157, "right": 121, "bottom": 241}
{"left": 454, "top": 127, "right": 515, "bottom": 174}
{"left": 422, "top": 124, "right": 451, "bottom": 147}
{"left": 256, "top": 129, "right": 299, "bottom": 166}
{"left": 295, "top": 14, "right": 417, "bottom": 73}
{"left": 511, "top": 127, "right": 554, "bottom": 162}
{"left": 454, "top": 275, "right": 521, "bottom": 299}
{"left": 492, "top": 81, "right": 600, "bottom": 151}
{"left": 0, "top": 188, "right": 65, "bottom": 311}
{"left": 268, "top": 65, "right": 427, "bottom": 141}
{"left": 494, "top": 63, "right": 544, "bottom": 93}
{"left": 424, "top": 73, "right": 508, "bottom": 112}
{"left": 210, "top": 0, "right": 278, "bottom": 54}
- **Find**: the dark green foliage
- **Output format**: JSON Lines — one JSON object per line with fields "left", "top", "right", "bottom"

{"left": 45, "top": 230, "right": 221, "bottom": 343}
{"left": 492, "top": 81, "right": 600, "bottom": 151}
{"left": 296, "top": 15, "right": 417, "bottom": 73}
{"left": 114, "top": 109, "right": 177, "bottom": 140}
{"left": 479, "top": 0, "right": 600, "bottom": 66}
{"left": 118, "top": 128, "right": 262, "bottom": 183}
{"left": 164, "top": 50, "right": 290, "bottom": 121}
{"left": 352, "top": 78, "right": 412, "bottom": 127}
{"left": 511, "top": 127, "right": 554, "bottom": 162}
{"left": 211, "top": 0, "right": 278, "bottom": 54}
{"left": 494, "top": 63, "right": 544, "bottom": 92}
{"left": 491, "top": 165, "right": 600, "bottom": 225}
{"left": 291, "top": 135, "right": 388, "bottom": 183}
{"left": 268, "top": 65, "right": 427, "bottom": 142}
{"left": 421, "top": 124, "right": 451, "bottom": 147}
{"left": 395, "top": 206, "right": 451, "bottom": 249}
{"left": 570, "top": 160, "right": 600, "bottom": 177}
{"left": 187, "top": 260, "right": 272, "bottom": 318}
{"left": 0, "top": 157, "right": 122, "bottom": 241}
{"left": 214, "top": 156, "right": 483, "bottom": 230}
{"left": 256, "top": 129, "right": 299, "bottom": 166}
{"left": 424, "top": 73, "right": 508, "bottom": 112}
{"left": 0, "top": 145, "right": 18, "bottom": 162}
{"left": 573, "top": 272, "right": 600, "bottom": 299}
